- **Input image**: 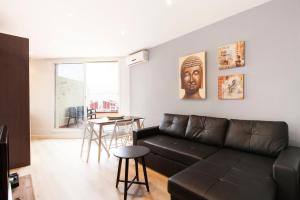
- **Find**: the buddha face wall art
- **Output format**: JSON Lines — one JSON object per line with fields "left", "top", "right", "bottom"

{"left": 179, "top": 52, "right": 206, "bottom": 100}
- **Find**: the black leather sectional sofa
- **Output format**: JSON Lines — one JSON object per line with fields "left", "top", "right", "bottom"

{"left": 133, "top": 113, "right": 300, "bottom": 200}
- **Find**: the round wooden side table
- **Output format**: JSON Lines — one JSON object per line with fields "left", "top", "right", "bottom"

{"left": 113, "top": 145, "right": 150, "bottom": 200}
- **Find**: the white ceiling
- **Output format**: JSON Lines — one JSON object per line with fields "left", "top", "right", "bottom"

{"left": 0, "top": 0, "right": 271, "bottom": 58}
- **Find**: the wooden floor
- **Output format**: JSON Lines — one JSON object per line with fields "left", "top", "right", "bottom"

{"left": 12, "top": 139, "right": 169, "bottom": 200}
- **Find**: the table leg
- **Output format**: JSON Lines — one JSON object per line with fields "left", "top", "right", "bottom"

{"left": 86, "top": 123, "right": 93, "bottom": 163}
{"left": 142, "top": 157, "right": 149, "bottom": 192}
{"left": 98, "top": 125, "right": 103, "bottom": 163}
{"left": 80, "top": 125, "right": 87, "bottom": 157}
{"left": 116, "top": 158, "right": 122, "bottom": 188}
{"left": 124, "top": 158, "right": 129, "bottom": 200}
{"left": 136, "top": 119, "right": 141, "bottom": 130}
{"left": 134, "top": 158, "right": 139, "bottom": 181}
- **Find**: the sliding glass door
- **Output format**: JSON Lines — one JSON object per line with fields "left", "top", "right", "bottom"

{"left": 86, "top": 62, "right": 119, "bottom": 113}
{"left": 54, "top": 62, "right": 119, "bottom": 129}
{"left": 55, "top": 63, "right": 85, "bottom": 128}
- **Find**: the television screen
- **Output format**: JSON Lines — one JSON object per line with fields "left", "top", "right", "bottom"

{"left": 0, "top": 125, "right": 10, "bottom": 200}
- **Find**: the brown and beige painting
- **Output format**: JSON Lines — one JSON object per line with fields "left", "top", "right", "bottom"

{"left": 218, "top": 74, "right": 244, "bottom": 100}
{"left": 218, "top": 41, "right": 245, "bottom": 69}
{"left": 179, "top": 52, "right": 206, "bottom": 100}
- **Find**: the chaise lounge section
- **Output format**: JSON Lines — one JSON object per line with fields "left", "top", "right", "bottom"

{"left": 133, "top": 113, "right": 300, "bottom": 200}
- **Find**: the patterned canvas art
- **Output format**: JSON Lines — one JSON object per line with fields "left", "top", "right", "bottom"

{"left": 218, "top": 41, "right": 245, "bottom": 69}
{"left": 179, "top": 52, "right": 206, "bottom": 100}
{"left": 218, "top": 74, "right": 244, "bottom": 100}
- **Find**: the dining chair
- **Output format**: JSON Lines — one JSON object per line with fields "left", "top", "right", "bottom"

{"left": 139, "top": 118, "right": 145, "bottom": 129}
{"left": 67, "top": 107, "right": 77, "bottom": 127}
{"left": 76, "top": 106, "right": 85, "bottom": 121}
{"left": 87, "top": 108, "right": 96, "bottom": 119}
{"left": 133, "top": 118, "right": 145, "bottom": 131}
{"left": 106, "top": 119, "right": 134, "bottom": 149}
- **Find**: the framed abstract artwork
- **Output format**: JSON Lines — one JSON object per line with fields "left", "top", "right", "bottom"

{"left": 179, "top": 52, "right": 206, "bottom": 100}
{"left": 218, "top": 41, "right": 245, "bottom": 69}
{"left": 218, "top": 74, "right": 244, "bottom": 100}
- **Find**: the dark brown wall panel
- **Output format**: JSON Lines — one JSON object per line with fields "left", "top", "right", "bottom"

{"left": 0, "top": 33, "right": 30, "bottom": 168}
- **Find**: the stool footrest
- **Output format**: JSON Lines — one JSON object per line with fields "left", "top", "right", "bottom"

{"left": 119, "top": 176, "right": 147, "bottom": 190}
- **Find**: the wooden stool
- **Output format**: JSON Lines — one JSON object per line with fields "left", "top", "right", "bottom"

{"left": 113, "top": 146, "right": 150, "bottom": 200}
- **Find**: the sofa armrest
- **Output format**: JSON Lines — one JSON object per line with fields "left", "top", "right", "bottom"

{"left": 273, "top": 146, "right": 300, "bottom": 200}
{"left": 133, "top": 126, "right": 159, "bottom": 145}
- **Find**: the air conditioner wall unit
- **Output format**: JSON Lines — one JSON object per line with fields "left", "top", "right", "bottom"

{"left": 127, "top": 50, "right": 149, "bottom": 66}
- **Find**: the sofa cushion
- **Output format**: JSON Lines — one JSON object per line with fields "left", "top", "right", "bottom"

{"left": 206, "top": 149, "right": 275, "bottom": 177}
{"left": 137, "top": 135, "right": 219, "bottom": 165}
{"left": 159, "top": 113, "right": 189, "bottom": 137}
{"left": 169, "top": 149, "right": 276, "bottom": 200}
{"left": 185, "top": 115, "right": 228, "bottom": 147}
{"left": 224, "top": 119, "right": 288, "bottom": 157}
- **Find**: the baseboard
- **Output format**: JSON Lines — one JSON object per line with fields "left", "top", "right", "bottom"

{"left": 31, "top": 132, "right": 82, "bottom": 139}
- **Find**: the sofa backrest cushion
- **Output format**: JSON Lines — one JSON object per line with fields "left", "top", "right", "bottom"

{"left": 159, "top": 113, "right": 189, "bottom": 137}
{"left": 185, "top": 115, "right": 229, "bottom": 147}
{"left": 224, "top": 119, "right": 288, "bottom": 157}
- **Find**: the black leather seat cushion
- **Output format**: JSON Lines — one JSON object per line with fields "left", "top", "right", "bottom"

{"left": 169, "top": 149, "right": 276, "bottom": 200}
{"left": 159, "top": 113, "right": 189, "bottom": 137}
{"left": 184, "top": 115, "right": 228, "bottom": 147}
{"left": 137, "top": 135, "right": 219, "bottom": 165}
{"left": 224, "top": 119, "right": 288, "bottom": 157}
{"left": 206, "top": 149, "right": 275, "bottom": 176}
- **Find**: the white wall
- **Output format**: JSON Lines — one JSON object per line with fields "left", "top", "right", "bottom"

{"left": 119, "top": 58, "right": 130, "bottom": 115}
{"left": 129, "top": 0, "right": 300, "bottom": 146}
{"left": 30, "top": 57, "right": 130, "bottom": 137}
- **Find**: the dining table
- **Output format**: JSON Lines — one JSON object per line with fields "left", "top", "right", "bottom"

{"left": 83, "top": 116, "right": 144, "bottom": 163}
